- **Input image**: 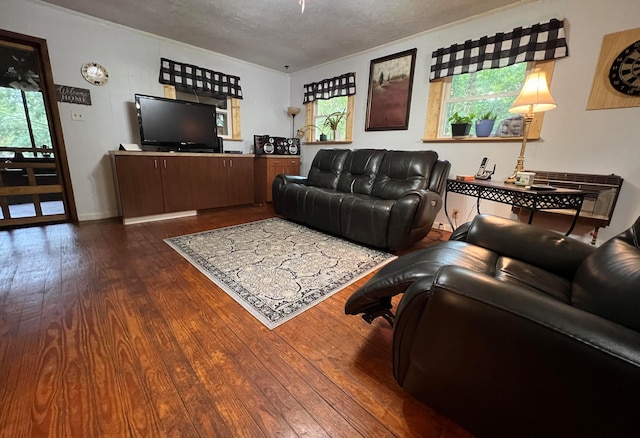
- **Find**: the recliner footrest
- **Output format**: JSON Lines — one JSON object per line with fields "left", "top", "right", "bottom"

{"left": 360, "top": 297, "right": 395, "bottom": 327}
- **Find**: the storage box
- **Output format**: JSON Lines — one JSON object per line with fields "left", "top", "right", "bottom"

{"left": 515, "top": 171, "right": 536, "bottom": 186}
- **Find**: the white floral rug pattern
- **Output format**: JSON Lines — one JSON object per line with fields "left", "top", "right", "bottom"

{"left": 164, "top": 218, "right": 396, "bottom": 329}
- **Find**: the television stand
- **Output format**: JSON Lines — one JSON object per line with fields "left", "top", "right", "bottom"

{"left": 111, "top": 150, "right": 254, "bottom": 223}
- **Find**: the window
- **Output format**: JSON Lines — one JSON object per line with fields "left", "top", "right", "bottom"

{"left": 423, "top": 60, "right": 555, "bottom": 141}
{"left": 440, "top": 63, "right": 529, "bottom": 137}
{"left": 302, "top": 95, "right": 354, "bottom": 143}
{"left": 0, "top": 87, "right": 52, "bottom": 158}
{"left": 315, "top": 96, "right": 346, "bottom": 140}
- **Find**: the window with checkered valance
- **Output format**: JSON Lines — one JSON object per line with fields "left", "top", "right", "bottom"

{"left": 430, "top": 18, "right": 568, "bottom": 81}
{"left": 303, "top": 72, "right": 356, "bottom": 104}
{"left": 159, "top": 58, "right": 243, "bottom": 99}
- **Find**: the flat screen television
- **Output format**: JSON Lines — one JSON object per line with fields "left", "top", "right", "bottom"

{"left": 134, "top": 94, "right": 221, "bottom": 152}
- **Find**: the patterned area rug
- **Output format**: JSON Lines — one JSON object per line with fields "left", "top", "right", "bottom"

{"left": 164, "top": 218, "right": 396, "bottom": 329}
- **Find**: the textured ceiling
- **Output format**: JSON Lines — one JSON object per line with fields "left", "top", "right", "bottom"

{"left": 40, "top": 0, "right": 527, "bottom": 72}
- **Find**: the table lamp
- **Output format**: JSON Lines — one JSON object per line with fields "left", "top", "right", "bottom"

{"left": 287, "top": 106, "right": 301, "bottom": 137}
{"left": 504, "top": 69, "right": 557, "bottom": 183}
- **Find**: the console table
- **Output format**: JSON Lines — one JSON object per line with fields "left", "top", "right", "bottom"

{"left": 445, "top": 178, "right": 585, "bottom": 235}
{"left": 111, "top": 151, "right": 254, "bottom": 224}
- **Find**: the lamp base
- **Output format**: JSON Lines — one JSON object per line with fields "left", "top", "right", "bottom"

{"left": 504, "top": 114, "right": 533, "bottom": 184}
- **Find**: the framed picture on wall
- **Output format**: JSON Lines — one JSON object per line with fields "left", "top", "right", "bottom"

{"left": 365, "top": 48, "right": 417, "bottom": 131}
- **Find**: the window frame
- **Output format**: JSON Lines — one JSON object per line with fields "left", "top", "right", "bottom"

{"left": 422, "top": 60, "right": 555, "bottom": 142}
{"left": 302, "top": 95, "right": 354, "bottom": 144}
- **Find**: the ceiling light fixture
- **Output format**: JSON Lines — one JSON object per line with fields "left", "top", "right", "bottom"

{"left": 299, "top": 0, "right": 305, "bottom": 13}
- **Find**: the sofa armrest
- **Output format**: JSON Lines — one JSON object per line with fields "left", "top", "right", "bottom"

{"left": 465, "top": 214, "right": 596, "bottom": 278}
{"left": 391, "top": 189, "right": 442, "bottom": 227}
{"left": 272, "top": 174, "right": 309, "bottom": 215}
{"left": 274, "top": 174, "right": 308, "bottom": 185}
{"left": 428, "top": 159, "right": 451, "bottom": 196}
{"left": 384, "top": 189, "right": 443, "bottom": 251}
{"left": 397, "top": 264, "right": 640, "bottom": 437}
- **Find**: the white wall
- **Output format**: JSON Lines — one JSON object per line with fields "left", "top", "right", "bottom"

{"left": 2, "top": 0, "right": 292, "bottom": 220}
{"left": 291, "top": 0, "right": 640, "bottom": 244}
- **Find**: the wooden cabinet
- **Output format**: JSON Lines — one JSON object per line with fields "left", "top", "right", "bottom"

{"left": 224, "top": 156, "right": 254, "bottom": 206}
{"left": 160, "top": 155, "right": 217, "bottom": 213}
{"left": 113, "top": 153, "right": 254, "bottom": 221}
{"left": 254, "top": 156, "right": 300, "bottom": 205}
{"left": 114, "top": 155, "right": 165, "bottom": 218}
{"left": 209, "top": 156, "right": 255, "bottom": 207}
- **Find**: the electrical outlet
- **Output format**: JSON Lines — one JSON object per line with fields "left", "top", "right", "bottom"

{"left": 452, "top": 209, "right": 459, "bottom": 219}
{"left": 70, "top": 109, "right": 85, "bottom": 121}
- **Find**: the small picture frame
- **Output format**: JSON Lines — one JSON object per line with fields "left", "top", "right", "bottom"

{"left": 365, "top": 48, "right": 417, "bottom": 131}
{"left": 497, "top": 115, "right": 524, "bottom": 137}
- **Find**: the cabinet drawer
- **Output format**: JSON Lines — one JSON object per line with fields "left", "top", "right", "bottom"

{"left": 269, "top": 158, "right": 299, "bottom": 167}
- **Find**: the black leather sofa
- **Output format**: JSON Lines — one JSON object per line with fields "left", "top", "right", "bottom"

{"left": 272, "top": 148, "right": 450, "bottom": 251}
{"left": 345, "top": 214, "right": 640, "bottom": 437}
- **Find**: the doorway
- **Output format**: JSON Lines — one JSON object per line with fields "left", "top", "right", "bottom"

{"left": 0, "top": 29, "right": 76, "bottom": 228}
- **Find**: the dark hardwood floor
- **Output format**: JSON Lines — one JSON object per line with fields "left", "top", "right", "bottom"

{"left": 0, "top": 205, "right": 470, "bottom": 437}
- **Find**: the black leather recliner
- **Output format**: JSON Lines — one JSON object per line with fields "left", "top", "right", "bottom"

{"left": 272, "top": 148, "right": 450, "bottom": 251}
{"left": 345, "top": 214, "right": 640, "bottom": 437}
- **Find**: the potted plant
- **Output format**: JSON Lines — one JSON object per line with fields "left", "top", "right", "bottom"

{"left": 322, "top": 111, "right": 347, "bottom": 141}
{"left": 475, "top": 111, "right": 497, "bottom": 137}
{"left": 448, "top": 111, "right": 475, "bottom": 138}
{"left": 296, "top": 124, "right": 327, "bottom": 141}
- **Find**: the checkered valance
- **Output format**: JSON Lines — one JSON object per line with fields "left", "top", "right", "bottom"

{"left": 159, "top": 58, "right": 243, "bottom": 99}
{"left": 429, "top": 18, "right": 568, "bottom": 81}
{"left": 303, "top": 72, "right": 356, "bottom": 104}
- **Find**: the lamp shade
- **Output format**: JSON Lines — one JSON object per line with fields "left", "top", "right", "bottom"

{"left": 509, "top": 70, "right": 557, "bottom": 114}
{"left": 287, "top": 106, "right": 301, "bottom": 116}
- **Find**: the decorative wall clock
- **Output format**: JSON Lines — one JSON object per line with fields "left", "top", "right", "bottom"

{"left": 609, "top": 40, "right": 640, "bottom": 96}
{"left": 587, "top": 27, "right": 640, "bottom": 110}
{"left": 81, "top": 62, "right": 109, "bottom": 86}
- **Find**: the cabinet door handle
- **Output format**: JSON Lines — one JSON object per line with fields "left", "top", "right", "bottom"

{"left": 154, "top": 159, "right": 158, "bottom": 169}
{"left": 163, "top": 159, "right": 167, "bottom": 169}
{"left": 223, "top": 159, "right": 226, "bottom": 167}
{"left": 230, "top": 159, "right": 233, "bottom": 168}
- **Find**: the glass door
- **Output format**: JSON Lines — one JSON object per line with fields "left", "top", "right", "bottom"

{"left": 0, "top": 31, "right": 75, "bottom": 227}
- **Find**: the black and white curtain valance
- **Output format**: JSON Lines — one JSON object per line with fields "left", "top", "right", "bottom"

{"left": 303, "top": 72, "right": 356, "bottom": 104}
{"left": 430, "top": 18, "right": 568, "bottom": 81}
{"left": 159, "top": 58, "right": 243, "bottom": 99}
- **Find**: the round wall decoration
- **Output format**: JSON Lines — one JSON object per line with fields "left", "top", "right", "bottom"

{"left": 81, "top": 62, "right": 109, "bottom": 86}
{"left": 609, "top": 40, "right": 640, "bottom": 96}
{"left": 587, "top": 27, "right": 640, "bottom": 110}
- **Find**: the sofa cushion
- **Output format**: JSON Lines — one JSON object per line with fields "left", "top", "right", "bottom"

{"left": 337, "top": 149, "right": 386, "bottom": 195}
{"left": 571, "top": 236, "right": 640, "bottom": 332}
{"left": 495, "top": 257, "right": 572, "bottom": 303}
{"left": 307, "top": 149, "right": 349, "bottom": 189}
{"left": 372, "top": 150, "right": 438, "bottom": 200}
